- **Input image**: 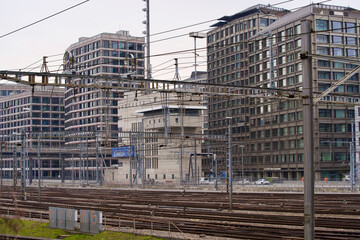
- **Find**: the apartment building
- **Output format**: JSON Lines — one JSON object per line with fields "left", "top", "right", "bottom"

{"left": 0, "top": 84, "right": 65, "bottom": 179}
{"left": 207, "top": 4, "right": 360, "bottom": 180}
{"left": 105, "top": 91, "right": 205, "bottom": 185}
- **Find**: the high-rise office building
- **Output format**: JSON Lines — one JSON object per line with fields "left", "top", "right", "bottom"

{"left": 207, "top": 4, "right": 360, "bottom": 180}
{"left": 62, "top": 31, "right": 145, "bottom": 180}
{"left": 63, "top": 31, "right": 145, "bottom": 148}
{"left": 0, "top": 85, "right": 65, "bottom": 179}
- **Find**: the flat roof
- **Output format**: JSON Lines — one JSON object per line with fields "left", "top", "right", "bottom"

{"left": 210, "top": 4, "right": 289, "bottom": 28}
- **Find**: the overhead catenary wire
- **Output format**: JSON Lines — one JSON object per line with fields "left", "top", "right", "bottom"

{"left": 150, "top": 19, "right": 218, "bottom": 37}
{"left": 18, "top": 22, "right": 358, "bottom": 73}
{"left": 0, "top": 0, "right": 90, "bottom": 39}
{"left": 6, "top": 6, "right": 360, "bottom": 74}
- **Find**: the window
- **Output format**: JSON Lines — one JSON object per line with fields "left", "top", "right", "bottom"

{"left": 332, "top": 35, "right": 343, "bottom": 44}
{"left": 331, "top": 21, "right": 342, "bottom": 32}
{"left": 346, "top": 37, "right": 356, "bottom": 45}
{"left": 316, "top": 20, "right": 328, "bottom": 31}
{"left": 286, "top": 42, "right": 294, "bottom": 50}
{"left": 333, "top": 72, "right": 344, "bottom": 80}
{"left": 334, "top": 85, "right": 345, "bottom": 92}
{"left": 321, "top": 153, "right": 331, "bottom": 161}
{"left": 349, "top": 73, "right": 359, "bottom": 80}
{"left": 32, "top": 112, "right": 41, "bottom": 118}
{"left": 317, "top": 35, "right": 329, "bottom": 43}
{"left": 287, "top": 77, "right": 295, "bottom": 85}
{"left": 347, "top": 109, "right": 355, "bottom": 118}
{"left": 260, "top": 18, "right": 269, "bottom": 27}
{"left": 32, "top": 105, "right": 41, "bottom": 110}
{"left": 297, "top": 126, "right": 303, "bottom": 134}
{"left": 286, "top": 28, "right": 293, "bottom": 39}
{"left": 346, "top": 49, "right": 357, "bottom": 57}
{"left": 319, "top": 123, "right": 332, "bottom": 132}
{"left": 347, "top": 85, "right": 358, "bottom": 93}
{"left": 332, "top": 47, "right": 343, "bottom": 56}
{"left": 334, "top": 124, "right": 346, "bottom": 132}
{"left": 345, "top": 22, "right": 356, "bottom": 33}
{"left": 319, "top": 109, "right": 332, "bottom": 117}
{"left": 280, "top": 114, "right": 287, "bottom": 122}
{"left": 278, "top": 31, "right": 285, "bottom": 42}
{"left": 102, "top": 40, "right": 109, "bottom": 48}
{"left": 32, "top": 97, "right": 41, "bottom": 103}
{"left": 288, "top": 112, "right": 295, "bottom": 121}
{"left": 42, "top": 120, "right": 50, "bottom": 125}
{"left": 111, "top": 41, "right": 118, "bottom": 49}
{"left": 335, "top": 153, "right": 347, "bottom": 161}
{"left": 333, "top": 62, "right": 344, "bottom": 68}
{"left": 318, "top": 60, "right": 330, "bottom": 67}
{"left": 334, "top": 109, "right": 345, "bottom": 118}
{"left": 318, "top": 71, "right": 331, "bottom": 79}
{"left": 128, "top": 43, "right": 135, "bottom": 50}
{"left": 317, "top": 46, "right": 330, "bottom": 55}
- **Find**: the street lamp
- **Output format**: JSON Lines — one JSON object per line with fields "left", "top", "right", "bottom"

{"left": 189, "top": 32, "right": 206, "bottom": 81}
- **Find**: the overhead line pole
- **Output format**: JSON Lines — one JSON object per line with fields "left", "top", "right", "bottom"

{"left": 146, "top": 0, "right": 151, "bottom": 83}
{"left": 301, "top": 19, "right": 315, "bottom": 240}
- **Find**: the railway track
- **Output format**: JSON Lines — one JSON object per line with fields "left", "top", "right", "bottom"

{"left": 1, "top": 186, "right": 360, "bottom": 239}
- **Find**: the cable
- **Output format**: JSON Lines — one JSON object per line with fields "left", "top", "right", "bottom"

{"left": 151, "top": 59, "right": 175, "bottom": 69}
{"left": 150, "top": 19, "right": 218, "bottom": 37}
{"left": 151, "top": 29, "right": 211, "bottom": 44}
{"left": 0, "top": 0, "right": 90, "bottom": 39}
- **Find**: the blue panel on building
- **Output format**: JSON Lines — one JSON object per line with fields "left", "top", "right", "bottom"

{"left": 112, "top": 146, "right": 135, "bottom": 158}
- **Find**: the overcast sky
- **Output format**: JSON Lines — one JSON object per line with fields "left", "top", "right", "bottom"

{"left": 0, "top": 0, "right": 359, "bottom": 80}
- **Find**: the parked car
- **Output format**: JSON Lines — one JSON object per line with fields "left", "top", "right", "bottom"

{"left": 255, "top": 178, "right": 270, "bottom": 185}
{"left": 237, "top": 179, "right": 250, "bottom": 185}
{"left": 200, "top": 177, "right": 215, "bottom": 185}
